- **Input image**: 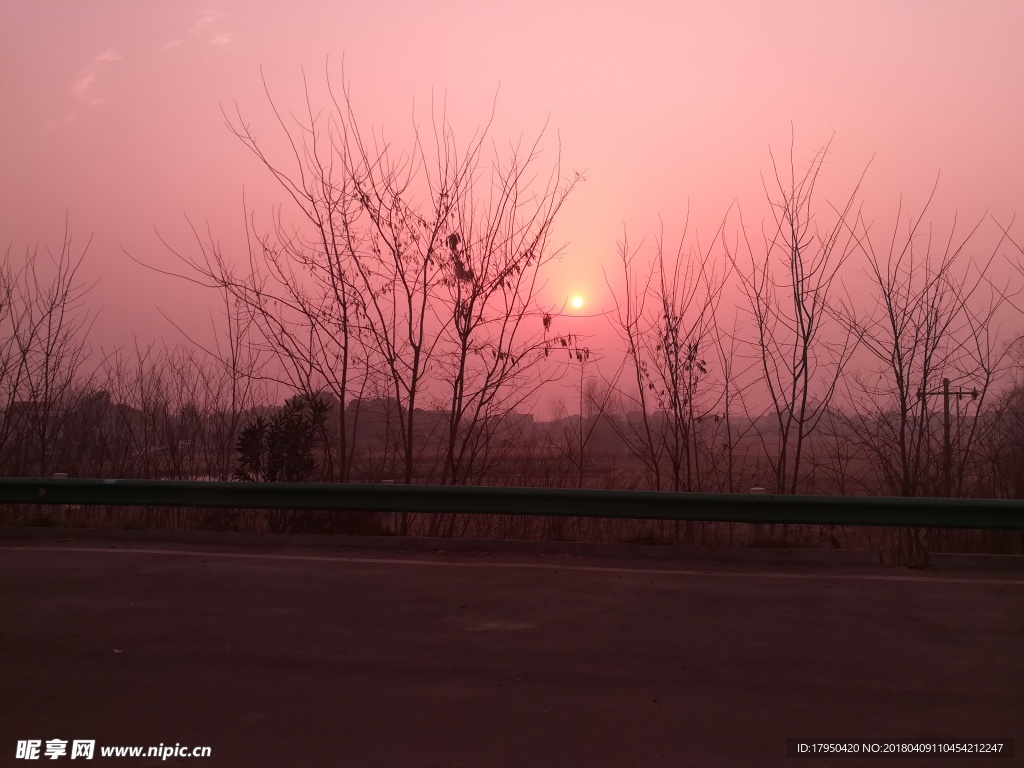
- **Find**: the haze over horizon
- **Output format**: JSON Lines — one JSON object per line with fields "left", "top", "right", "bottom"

{"left": 3, "top": 0, "right": 1024, "bottom": 415}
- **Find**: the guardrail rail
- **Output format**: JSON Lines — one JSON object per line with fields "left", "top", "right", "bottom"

{"left": 1, "top": 478, "right": 1022, "bottom": 529}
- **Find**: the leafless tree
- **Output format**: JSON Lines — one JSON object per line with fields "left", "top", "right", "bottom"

{"left": 608, "top": 208, "right": 732, "bottom": 492}
{"left": 431, "top": 136, "right": 583, "bottom": 485}
{"left": 541, "top": 351, "right": 609, "bottom": 490}
{"left": 0, "top": 219, "right": 96, "bottom": 476}
{"left": 146, "top": 193, "right": 369, "bottom": 483}
{"left": 728, "top": 135, "right": 866, "bottom": 494}
{"left": 975, "top": 380, "right": 1024, "bottom": 499}
{"left": 145, "top": 64, "right": 582, "bottom": 510}
{"left": 705, "top": 310, "right": 762, "bottom": 493}
{"left": 606, "top": 231, "right": 664, "bottom": 489}
{"left": 836, "top": 180, "right": 1011, "bottom": 499}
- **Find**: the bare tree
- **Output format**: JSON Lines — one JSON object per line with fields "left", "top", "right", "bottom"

{"left": 147, "top": 193, "right": 369, "bottom": 483}
{"left": 541, "top": 348, "right": 603, "bottom": 490}
{"left": 837, "top": 180, "right": 1011, "bottom": 499}
{"left": 728, "top": 135, "right": 866, "bottom": 494}
{"left": 606, "top": 231, "right": 664, "bottom": 490}
{"left": 197, "top": 289, "right": 270, "bottom": 480}
{"left": 432, "top": 138, "right": 583, "bottom": 486}
{"left": 608, "top": 209, "right": 732, "bottom": 492}
{"left": 704, "top": 310, "right": 763, "bottom": 494}
{"left": 0, "top": 220, "right": 96, "bottom": 476}
{"left": 980, "top": 369, "right": 1024, "bottom": 499}
{"left": 145, "top": 64, "right": 583, "bottom": 511}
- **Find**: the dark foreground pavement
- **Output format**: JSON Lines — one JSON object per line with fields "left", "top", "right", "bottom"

{"left": 1, "top": 540, "right": 1022, "bottom": 768}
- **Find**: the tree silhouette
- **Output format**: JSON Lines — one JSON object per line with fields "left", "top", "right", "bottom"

{"left": 235, "top": 396, "right": 329, "bottom": 482}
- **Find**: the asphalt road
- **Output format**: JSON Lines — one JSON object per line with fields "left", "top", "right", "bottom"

{"left": 1, "top": 540, "right": 1022, "bottom": 767}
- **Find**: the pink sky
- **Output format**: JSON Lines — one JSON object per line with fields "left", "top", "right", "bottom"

{"left": 3, "top": 0, "right": 1023, "bottom": 409}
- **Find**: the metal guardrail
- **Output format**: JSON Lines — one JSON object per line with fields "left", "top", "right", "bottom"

{"left": 1, "top": 477, "right": 1023, "bottom": 529}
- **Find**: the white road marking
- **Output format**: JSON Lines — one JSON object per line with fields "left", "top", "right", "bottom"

{"left": 3, "top": 544, "right": 1023, "bottom": 586}
{"left": 465, "top": 621, "right": 535, "bottom": 631}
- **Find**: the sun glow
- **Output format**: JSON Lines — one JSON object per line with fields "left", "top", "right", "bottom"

{"left": 570, "top": 295, "right": 584, "bottom": 310}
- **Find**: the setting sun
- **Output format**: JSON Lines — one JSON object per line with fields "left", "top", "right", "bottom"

{"left": 570, "top": 295, "right": 584, "bottom": 310}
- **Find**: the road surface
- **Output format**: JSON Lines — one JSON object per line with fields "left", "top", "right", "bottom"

{"left": 1, "top": 539, "right": 1021, "bottom": 766}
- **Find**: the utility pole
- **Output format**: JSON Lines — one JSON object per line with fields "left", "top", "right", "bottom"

{"left": 917, "top": 378, "right": 979, "bottom": 497}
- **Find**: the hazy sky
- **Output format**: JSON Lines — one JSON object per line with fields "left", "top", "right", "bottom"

{"left": 3, "top": 0, "right": 1023, "bottom": 387}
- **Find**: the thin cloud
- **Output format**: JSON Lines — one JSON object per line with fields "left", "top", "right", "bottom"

{"left": 189, "top": 9, "right": 216, "bottom": 37}
{"left": 70, "top": 48, "right": 121, "bottom": 105}
{"left": 71, "top": 73, "right": 96, "bottom": 98}
{"left": 46, "top": 111, "right": 80, "bottom": 131}
{"left": 165, "top": 9, "right": 233, "bottom": 51}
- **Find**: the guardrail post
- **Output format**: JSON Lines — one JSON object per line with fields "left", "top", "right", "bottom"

{"left": 51, "top": 473, "right": 68, "bottom": 525}
{"left": 749, "top": 487, "right": 766, "bottom": 542}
